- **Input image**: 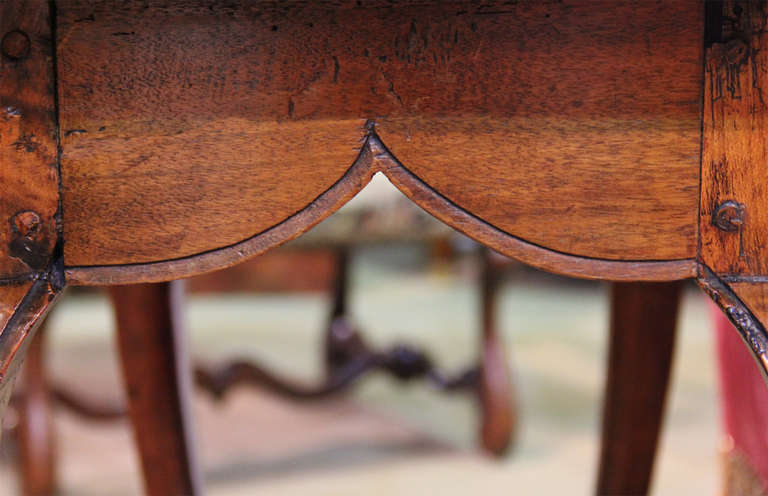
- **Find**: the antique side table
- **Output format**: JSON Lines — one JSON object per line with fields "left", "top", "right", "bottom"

{"left": 1, "top": 0, "right": 766, "bottom": 495}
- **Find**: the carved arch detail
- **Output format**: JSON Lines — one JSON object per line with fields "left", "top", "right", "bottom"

{"left": 65, "top": 129, "right": 696, "bottom": 286}
{"left": 698, "top": 264, "right": 768, "bottom": 378}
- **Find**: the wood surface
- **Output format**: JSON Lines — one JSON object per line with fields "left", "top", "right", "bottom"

{"left": 698, "top": 1, "right": 768, "bottom": 379}
{"left": 375, "top": 0, "right": 702, "bottom": 261}
{"left": 57, "top": 0, "right": 703, "bottom": 278}
{"left": 65, "top": 134, "right": 698, "bottom": 285}
{"left": 596, "top": 281, "right": 681, "bottom": 496}
{"left": 372, "top": 138, "right": 699, "bottom": 283}
{"left": 109, "top": 281, "right": 201, "bottom": 496}
{"left": 729, "top": 283, "right": 768, "bottom": 327}
{"left": 0, "top": 0, "right": 63, "bottom": 446}
{"left": 701, "top": 1, "right": 768, "bottom": 277}
{"left": 0, "top": 0, "right": 59, "bottom": 281}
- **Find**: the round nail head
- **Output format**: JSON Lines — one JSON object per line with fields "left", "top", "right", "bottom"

{"left": 2, "top": 30, "right": 31, "bottom": 60}
{"left": 11, "top": 211, "right": 41, "bottom": 237}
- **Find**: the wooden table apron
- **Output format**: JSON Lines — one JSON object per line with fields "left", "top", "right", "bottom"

{"left": 1, "top": 0, "right": 768, "bottom": 436}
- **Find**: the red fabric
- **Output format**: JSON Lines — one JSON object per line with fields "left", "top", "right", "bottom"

{"left": 713, "top": 303, "right": 768, "bottom": 487}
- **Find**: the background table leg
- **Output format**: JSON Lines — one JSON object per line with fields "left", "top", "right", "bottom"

{"left": 596, "top": 281, "right": 682, "bottom": 496}
{"left": 109, "top": 281, "right": 201, "bottom": 496}
{"left": 15, "top": 319, "right": 56, "bottom": 496}
{"left": 478, "top": 249, "right": 515, "bottom": 457}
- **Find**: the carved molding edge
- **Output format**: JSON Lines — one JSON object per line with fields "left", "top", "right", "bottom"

{"left": 698, "top": 264, "right": 768, "bottom": 378}
{"left": 0, "top": 267, "right": 63, "bottom": 425}
{"left": 64, "top": 126, "right": 697, "bottom": 286}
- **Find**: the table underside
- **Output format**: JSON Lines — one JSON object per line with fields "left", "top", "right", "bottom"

{"left": 47, "top": 0, "right": 707, "bottom": 283}
{"left": 0, "top": 0, "right": 765, "bottom": 296}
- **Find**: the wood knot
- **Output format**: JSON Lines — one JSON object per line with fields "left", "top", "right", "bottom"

{"left": 1, "top": 30, "right": 30, "bottom": 60}
{"left": 713, "top": 200, "right": 746, "bottom": 232}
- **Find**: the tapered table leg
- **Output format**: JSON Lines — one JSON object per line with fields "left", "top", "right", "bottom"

{"left": 16, "top": 319, "right": 56, "bottom": 496}
{"left": 596, "top": 281, "right": 682, "bottom": 496}
{"left": 324, "top": 247, "right": 361, "bottom": 375}
{"left": 478, "top": 249, "right": 515, "bottom": 456}
{"left": 109, "top": 281, "right": 201, "bottom": 496}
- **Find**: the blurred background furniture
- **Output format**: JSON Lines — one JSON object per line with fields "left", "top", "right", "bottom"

{"left": 5, "top": 183, "right": 685, "bottom": 495}
{"left": 6, "top": 182, "right": 517, "bottom": 495}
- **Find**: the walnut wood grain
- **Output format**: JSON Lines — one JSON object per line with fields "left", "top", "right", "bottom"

{"left": 373, "top": 138, "right": 699, "bottom": 283}
{"left": 698, "top": 1, "right": 768, "bottom": 380}
{"left": 65, "top": 133, "right": 698, "bottom": 285}
{"left": 57, "top": 0, "right": 367, "bottom": 267}
{"left": 0, "top": 0, "right": 62, "bottom": 437}
{"left": 375, "top": 0, "right": 702, "bottom": 261}
{"left": 0, "top": 0, "right": 59, "bottom": 280}
{"left": 57, "top": 0, "right": 702, "bottom": 276}
{"left": 700, "top": 1, "right": 768, "bottom": 277}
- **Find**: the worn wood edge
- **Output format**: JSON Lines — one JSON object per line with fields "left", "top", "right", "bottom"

{"left": 0, "top": 269, "right": 63, "bottom": 421}
{"left": 697, "top": 263, "right": 768, "bottom": 380}
{"left": 0, "top": 264, "right": 64, "bottom": 375}
{"left": 64, "top": 131, "right": 697, "bottom": 285}
{"left": 369, "top": 135, "right": 697, "bottom": 282}
{"left": 63, "top": 142, "right": 381, "bottom": 285}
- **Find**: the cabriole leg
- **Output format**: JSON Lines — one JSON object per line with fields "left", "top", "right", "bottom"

{"left": 596, "top": 281, "right": 682, "bottom": 496}
{"left": 109, "top": 281, "right": 201, "bottom": 496}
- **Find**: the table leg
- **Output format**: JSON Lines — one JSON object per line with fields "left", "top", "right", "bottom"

{"left": 478, "top": 249, "right": 515, "bottom": 456}
{"left": 324, "top": 247, "right": 365, "bottom": 375}
{"left": 596, "top": 281, "right": 682, "bottom": 496}
{"left": 16, "top": 318, "right": 56, "bottom": 496}
{"left": 109, "top": 281, "right": 201, "bottom": 496}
